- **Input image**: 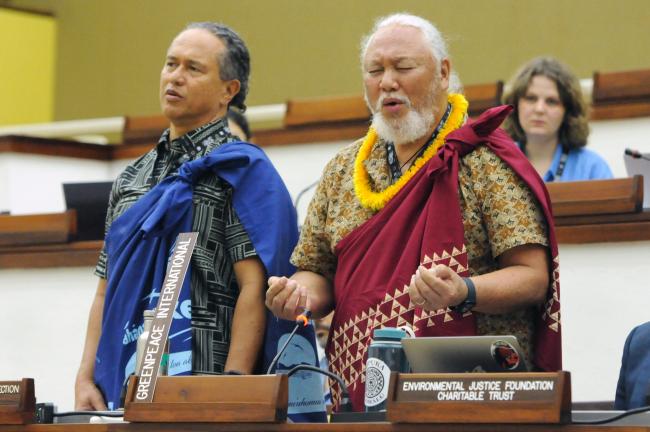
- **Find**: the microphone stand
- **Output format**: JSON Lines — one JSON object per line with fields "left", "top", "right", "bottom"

{"left": 266, "top": 311, "right": 312, "bottom": 375}
{"left": 266, "top": 310, "right": 354, "bottom": 413}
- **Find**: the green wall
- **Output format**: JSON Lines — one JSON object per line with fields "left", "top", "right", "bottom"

{"left": 0, "top": 7, "right": 56, "bottom": 125}
{"left": 11, "top": 0, "right": 650, "bottom": 121}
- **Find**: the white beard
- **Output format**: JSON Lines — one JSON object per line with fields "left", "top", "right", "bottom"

{"left": 371, "top": 107, "right": 434, "bottom": 146}
{"left": 368, "top": 92, "right": 437, "bottom": 146}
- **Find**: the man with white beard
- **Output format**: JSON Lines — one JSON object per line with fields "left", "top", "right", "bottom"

{"left": 266, "top": 13, "right": 562, "bottom": 412}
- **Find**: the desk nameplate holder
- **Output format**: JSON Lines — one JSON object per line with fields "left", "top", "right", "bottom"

{"left": 0, "top": 378, "right": 35, "bottom": 425}
{"left": 123, "top": 232, "right": 288, "bottom": 423}
{"left": 387, "top": 371, "right": 571, "bottom": 424}
{"left": 124, "top": 374, "right": 288, "bottom": 423}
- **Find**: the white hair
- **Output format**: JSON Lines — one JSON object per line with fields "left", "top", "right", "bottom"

{"left": 360, "top": 13, "right": 463, "bottom": 93}
{"left": 361, "top": 13, "right": 447, "bottom": 65}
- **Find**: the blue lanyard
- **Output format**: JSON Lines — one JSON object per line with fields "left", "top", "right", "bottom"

{"left": 555, "top": 146, "right": 570, "bottom": 180}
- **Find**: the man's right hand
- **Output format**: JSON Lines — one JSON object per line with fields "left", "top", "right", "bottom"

{"left": 265, "top": 276, "right": 309, "bottom": 321}
{"left": 75, "top": 279, "right": 108, "bottom": 411}
{"left": 74, "top": 377, "right": 107, "bottom": 411}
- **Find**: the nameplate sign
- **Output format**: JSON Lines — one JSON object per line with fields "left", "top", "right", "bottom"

{"left": 134, "top": 232, "right": 198, "bottom": 403}
{"left": 0, "top": 382, "right": 22, "bottom": 403}
{"left": 124, "top": 375, "right": 289, "bottom": 423}
{"left": 0, "top": 378, "right": 35, "bottom": 425}
{"left": 387, "top": 372, "right": 571, "bottom": 423}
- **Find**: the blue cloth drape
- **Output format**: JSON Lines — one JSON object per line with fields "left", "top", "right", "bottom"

{"left": 94, "top": 142, "right": 325, "bottom": 421}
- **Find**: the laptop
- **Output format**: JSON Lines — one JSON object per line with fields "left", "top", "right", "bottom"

{"left": 624, "top": 150, "right": 650, "bottom": 209}
{"left": 402, "top": 335, "right": 528, "bottom": 373}
{"left": 62, "top": 181, "right": 113, "bottom": 241}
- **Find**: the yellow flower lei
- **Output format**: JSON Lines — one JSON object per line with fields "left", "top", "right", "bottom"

{"left": 353, "top": 93, "right": 468, "bottom": 211}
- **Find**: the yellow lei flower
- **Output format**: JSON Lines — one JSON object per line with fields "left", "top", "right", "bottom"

{"left": 353, "top": 93, "right": 468, "bottom": 211}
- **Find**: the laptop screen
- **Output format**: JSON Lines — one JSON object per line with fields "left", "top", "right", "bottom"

{"left": 402, "top": 335, "right": 528, "bottom": 374}
{"left": 624, "top": 151, "right": 650, "bottom": 209}
{"left": 62, "top": 181, "right": 113, "bottom": 241}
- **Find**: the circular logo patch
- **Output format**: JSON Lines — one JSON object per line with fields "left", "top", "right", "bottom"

{"left": 364, "top": 357, "right": 390, "bottom": 407}
{"left": 490, "top": 340, "right": 520, "bottom": 370}
{"left": 365, "top": 366, "right": 384, "bottom": 399}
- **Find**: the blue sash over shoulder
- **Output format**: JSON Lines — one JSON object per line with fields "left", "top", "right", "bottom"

{"left": 95, "top": 141, "right": 326, "bottom": 421}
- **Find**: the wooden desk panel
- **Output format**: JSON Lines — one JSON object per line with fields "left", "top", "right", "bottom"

{"left": 0, "top": 135, "right": 112, "bottom": 160}
{"left": 0, "top": 240, "right": 101, "bottom": 269}
{"left": 1, "top": 421, "right": 648, "bottom": 432}
{"left": 1, "top": 210, "right": 649, "bottom": 268}
{"left": 0, "top": 211, "right": 76, "bottom": 247}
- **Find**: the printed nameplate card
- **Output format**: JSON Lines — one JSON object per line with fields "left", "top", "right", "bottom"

{"left": 134, "top": 232, "right": 198, "bottom": 403}
{"left": 0, "top": 378, "right": 35, "bottom": 425}
{"left": 387, "top": 372, "right": 571, "bottom": 424}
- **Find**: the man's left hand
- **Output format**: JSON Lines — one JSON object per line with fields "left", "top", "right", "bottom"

{"left": 408, "top": 264, "right": 467, "bottom": 311}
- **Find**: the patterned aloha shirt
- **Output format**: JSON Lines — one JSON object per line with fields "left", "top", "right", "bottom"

{"left": 292, "top": 137, "right": 549, "bottom": 366}
{"left": 96, "top": 117, "right": 257, "bottom": 374}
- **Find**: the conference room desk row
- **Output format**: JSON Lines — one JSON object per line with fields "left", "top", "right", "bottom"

{"left": 1, "top": 421, "right": 650, "bottom": 432}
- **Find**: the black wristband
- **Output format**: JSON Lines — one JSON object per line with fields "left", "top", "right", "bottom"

{"left": 453, "top": 277, "right": 477, "bottom": 314}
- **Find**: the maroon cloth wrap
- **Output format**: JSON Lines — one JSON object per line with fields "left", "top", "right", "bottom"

{"left": 327, "top": 105, "right": 561, "bottom": 412}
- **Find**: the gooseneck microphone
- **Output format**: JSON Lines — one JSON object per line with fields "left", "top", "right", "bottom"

{"left": 266, "top": 310, "right": 354, "bottom": 412}
{"left": 625, "top": 148, "right": 650, "bottom": 161}
{"left": 266, "top": 310, "right": 313, "bottom": 374}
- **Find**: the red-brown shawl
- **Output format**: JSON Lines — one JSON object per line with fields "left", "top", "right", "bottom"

{"left": 326, "top": 105, "right": 561, "bottom": 412}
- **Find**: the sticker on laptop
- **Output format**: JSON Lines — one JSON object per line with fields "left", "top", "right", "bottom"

{"left": 490, "top": 340, "right": 521, "bottom": 371}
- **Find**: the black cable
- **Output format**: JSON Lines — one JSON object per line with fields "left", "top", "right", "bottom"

{"left": 293, "top": 179, "right": 320, "bottom": 209}
{"left": 572, "top": 405, "right": 650, "bottom": 425}
{"left": 287, "top": 364, "right": 353, "bottom": 412}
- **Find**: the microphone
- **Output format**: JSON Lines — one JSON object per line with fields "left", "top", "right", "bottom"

{"left": 266, "top": 310, "right": 313, "bottom": 374}
{"left": 625, "top": 148, "right": 650, "bottom": 161}
{"left": 266, "top": 310, "right": 354, "bottom": 412}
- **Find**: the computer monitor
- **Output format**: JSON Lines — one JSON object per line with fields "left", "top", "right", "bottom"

{"left": 62, "top": 181, "right": 113, "bottom": 241}
{"left": 402, "top": 335, "right": 528, "bottom": 373}
{"left": 624, "top": 151, "right": 650, "bottom": 209}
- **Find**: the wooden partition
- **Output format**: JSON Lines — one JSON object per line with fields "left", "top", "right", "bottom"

{"left": 0, "top": 177, "right": 647, "bottom": 268}
{"left": 547, "top": 176, "right": 643, "bottom": 217}
{"left": 115, "top": 81, "right": 506, "bottom": 148}
{"left": 284, "top": 94, "right": 370, "bottom": 127}
{"left": 0, "top": 210, "right": 76, "bottom": 247}
{"left": 0, "top": 134, "right": 112, "bottom": 160}
{"left": 549, "top": 176, "right": 650, "bottom": 243}
{"left": 464, "top": 81, "right": 504, "bottom": 117}
{"left": 591, "top": 68, "right": 650, "bottom": 120}
{"left": 122, "top": 114, "right": 168, "bottom": 145}
{"left": 0, "top": 420, "right": 648, "bottom": 431}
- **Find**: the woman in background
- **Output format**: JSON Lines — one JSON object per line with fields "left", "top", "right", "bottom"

{"left": 503, "top": 57, "right": 613, "bottom": 182}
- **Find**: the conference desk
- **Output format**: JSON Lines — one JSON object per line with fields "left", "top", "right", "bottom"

{"left": 2, "top": 420, "right": 650, "bottom": 432}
